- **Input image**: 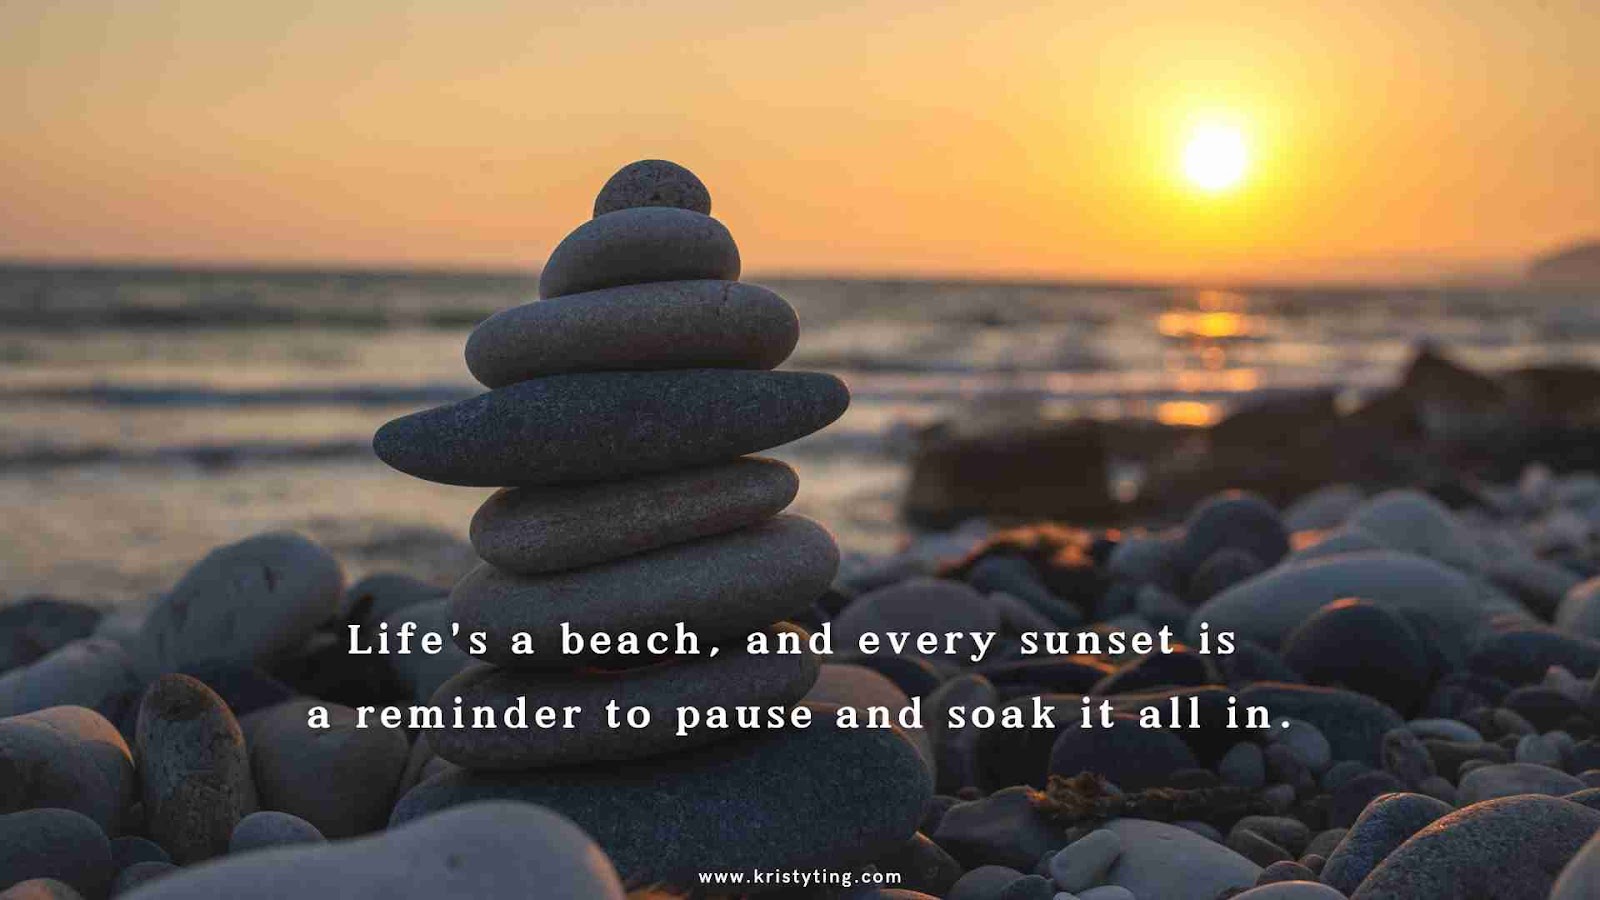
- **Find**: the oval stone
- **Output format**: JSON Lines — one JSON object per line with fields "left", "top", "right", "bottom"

{"left": 428, "top": 624, "right": 820, "bottom": 769}
{"left": 0, "top": 808, "right": 112, "bottom": 899}
{"left": 391, "top": 708, "right": 932, "bottom": 889}
{"left": 245, "top": 699, "right": 410, "bottom": 838}
{"left": 0, "top": 705, "right": 135, "bottom": 834}
{"left": 135, "top": 674, "right": 257, "bottom": 864}
{"left": 465, "top": 280, "right": 798, "bottom": 387}
{"left": 0, "top": 638, "right": 144, "bottom": 722}
{"left": 136, "top": 531, "right": 344, "bottom": 675}
{"left": 116, "top": 802, "right": 625, "bottom": 899}
{"left": 452, "top": 515, "right": 838, "bottom": 667}
{"left": 1352, "top": 795, "right": 1600, "bottom": 899}
{"left": 593, "top": 159, "right": 712, "bottom": 216}
{"left": 1188, "top": 552, "right": 1531, "bottom": 664}
{"left": 539, "top": 207, "right": 738, "bottom": 300}
{"left": 373, "top": 369, "right": 849, "bottom": 487}
{"left": 471, "top": 457, "right": 798, "bottom": 574}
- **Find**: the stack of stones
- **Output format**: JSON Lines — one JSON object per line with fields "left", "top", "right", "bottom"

{"left": 374, "top": 161, "right": 930, "bottom": 886}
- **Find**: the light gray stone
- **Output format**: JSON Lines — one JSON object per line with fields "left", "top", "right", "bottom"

{"left": 373, "top": 369, "right": 849, "bottom": 487}
{"left": 539, "top": 206, "right": 738, "bottom": 299}
{"left": 470, "top": 457, "right": 798, "bottom": 574}
{"left": 1049, "top": 828, "right": 1122, "bottom": 893}
{"left": 593, "top": 159, "right": 711, "bottom": 216}
{"left": 1099, "top": 817, "right": 1260, "bottom": 900}
{"left": 466, "top": 280, "right": 797, "bottom": 387}
{"left": 1348, "top": 490, "right": 1484, "bottom": 573}
{"left": 246, "top": 699, "right": 409, "bottom": 838}
{"left": 1457, "top": 762, "right": 1584, "bottom": 805}
{"left": 136, "top": 532, "right": 343, "bottom": 675}
{"left": 135, "top": 674, "right": 256, "bottom": 863}
{"left": 229, "top": 810, "right": 326, "bottom": 853}
{"left": 0, "top": 638, "right": 143, "bottom": 722}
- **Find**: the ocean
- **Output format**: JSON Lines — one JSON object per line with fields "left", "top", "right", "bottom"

{"left": 3, "top": 263, "right": 1598, "bottom": 600}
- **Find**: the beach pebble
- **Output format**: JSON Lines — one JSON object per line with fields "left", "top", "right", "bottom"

{"left": 1273, "top": 719, "right": 1332, "bottom": 772}
{"left": 1227, "top": 829, "right": 1292, "bottom": 867}
{"left": 392, "top": 709, "right": 930, "bottom": 887}
{"left": 926, "top": 673, "right": 998, "bottom": 793}
{"left": 246, "top": 699, "right": 408, "bottom": 838}
{"left": 228, "top": 811, "right": 325, "bottom": 853}
{"left": 1173, "top": 492, "right": 1289, "bottom": 578}
{"left": 1470, "top": 628, "right": 1600, "bottom": 683}
{"left": 1456, "top": 762, "right": 1585, "bottom": 805}
{"left": 0, "top": 808, "right": 111, "bottom": 898}
{"left": 135, "top": 674, "right": 256, "bottom": 863}
{"left": 113, "top": 802, "right": 625, "bottom": 899}
{"left": 1049, "top": 828, "right": 1122, "bottom": 893}
{"left": 1217, "top": 639, "right": 1303, "bottom": 686}
{"left": 0, "top": 599, "right": 102, "bottom": 674}
{"left": 1281, "top": 600, "right": 1431, "bottom": 714}
{"left": 1187, "top": 548, "right": 1265, "bottom": 603}
{"left": 593, "top": 159, "right": 711, "bottom": 216}
{"left": 136, "top": 532, "right": 343, "bottom": 674}
{"left": 1219, "top": 741, "right": 1267, "bottom": 788}
{"left": 0, "top": 638, "right": 144, "bottom": 723}
{"left": 995, "top": 874, "right": 1053, "bottom": 900}
{"left": 966, "top": 556, "right": 1083, "bottom": 627}
{"left": 1288, "top": 527, "right": 1386, "bottom": 563}
{"left": 1255, "top": 860, "right": 1316, "bottom": 884}
{"left": 1329, "top": 770, "right": 1407, "bottom": 828}
{"left": 833, "top": 578, "right": 1001, "bottom": 663}
{"left": 870, "top": 832, "right": 964, "bottom": 897}
{"left": 1239, "top": 683, "right": 1404, "bottom": 768}
{"left": 1047, "top": 713, "right": 1199, "bottom": 790}
{"left": 1191, "top": 553, "right": 1528, "bottom": 666}
{"left": 932, "top": 787, "right": 1066, "bottom": 871}
{"left": 112, "top": 862, "right": 178, "bottom": 894}
{"left": 1075, "top": 887, "right": 1135, "bottom": 900}
{"left": 108, "top": 837, "right": 169, "bottom": 870}
{"left": 1379, "top": 727, "right": 1435, "bottom": 786}
{"left": 338, "top": 573, "right": 447, "bottom": 634}
{"left": 1516, "top": 732, "right": 1565, "bottom": 767}
{"left": 467, "top": 280, "right": 797, "bottom": 387}
{"left": 1098, "top": 817, "right": 1261, "bottom": 900}
{"left": 1559, "top": 577, "right": 1600, "bottom": 639}
{"left": 1105, "top": 535, "right": 1178, "bottom": 588}
{"left": 0, "top": 879, "right": 85, "bottom": 900}
{"left": 1233, "top": 884, "right": 1346, "bottom": 899}
{"left": 539, "top": 206, "right": 738, "bottom": 299}
{"left": 0, "top": 705, "right": 136, "bottom": 833}
{"left": 470, "top": 457, "right": 797, "bottom": 574}
{"left": 1349, "top": 489, "right": 1485, "bottom": 572}
{"left": 1406, "top": 717, "right": 1481, "bottom": 743}
{"left": 948, "top": 865, "right": 1025, "bottom": 900}
{"left": 368, "top": 599, "right": 472, "bottom": 703}
{"left": 451, "top": 515, "right": 837, "bottom": 667}
{"left": 1321, "top": 792, "right": 1452, "bottom": 895}
{"left": 373, "top": 369, "right": 848, "bottom": 487}
{"left": 1552, "top": 829, "right": 1600, "bottom": 899}
{"left": 429, "top": 625, "right": 819, "bottom": 769}
{"left": 1234, "top": 817, "right": 1310, "bottom": 855}
{"left": 1284, "top": 484, "right": 1365, "bottom": 531}
{"left": 1351, "top": 795, "right": 1600, "bottom": 899}
{"left": 174, "top": 663, "right": 295, "bottom": 718}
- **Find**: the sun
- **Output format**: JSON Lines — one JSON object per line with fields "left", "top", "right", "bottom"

{"left": 1181, "top": 122, "right": 1249, "bottom": 193}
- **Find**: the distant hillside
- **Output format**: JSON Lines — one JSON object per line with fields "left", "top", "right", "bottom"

{"left": 1529, "top": 240, "right": 1600, "bottom": 283}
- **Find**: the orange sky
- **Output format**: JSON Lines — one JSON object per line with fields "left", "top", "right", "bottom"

{"left": 2, "top": 1, "right": 1596, "bottom": 282}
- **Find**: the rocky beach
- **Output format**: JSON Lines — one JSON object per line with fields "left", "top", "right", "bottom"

{"left": 5, "top": 162, "right": 1600, "bottom": 900}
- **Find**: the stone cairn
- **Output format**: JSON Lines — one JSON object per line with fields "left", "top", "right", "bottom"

{"left": 374, "top": 161, "right": 930, "bottom": 885}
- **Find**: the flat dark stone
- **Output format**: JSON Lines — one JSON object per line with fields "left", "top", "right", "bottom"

{"left": 373, "top": 369, "right": 849, "bottom": 487}
{"left": 427, "top": 624, "right": 820, "bottom": 769}
{"left": 470, "top": 457, "right": 798, "bottom": 574}
{"left": 451, "top": 514, "right": 838, "bottom": 667}
{"left": 390, "top": 706, "right": 932, "bottom": 890}
{"left": 465, "top": 280, "right": 797, "bottom": 387}
{"left": 539, "top": 207, "right": 738, "bottom": 300}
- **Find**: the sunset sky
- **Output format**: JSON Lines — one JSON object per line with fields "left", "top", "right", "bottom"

{"left": 2, "top": 1, "right": 1596, "bottom": 282}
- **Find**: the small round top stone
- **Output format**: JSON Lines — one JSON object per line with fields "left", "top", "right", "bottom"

{"left": 594, "top": 159, "right": 711, "bottom": 217}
